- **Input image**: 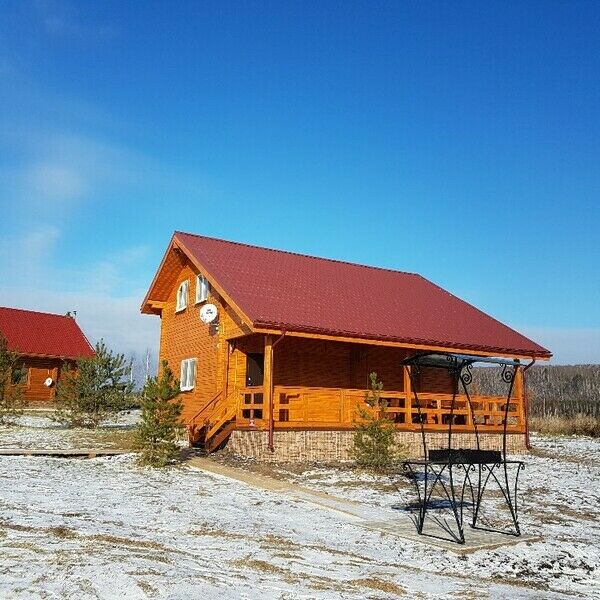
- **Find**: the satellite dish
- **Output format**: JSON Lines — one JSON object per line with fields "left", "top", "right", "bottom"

{"left": 199, "top": 303, "right": 218, "bottom": 324}
{"left": 44, "top": 377, "right": 54, "bottom": 387}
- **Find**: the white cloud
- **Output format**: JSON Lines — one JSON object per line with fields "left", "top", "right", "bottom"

{"left": 82, "top": 245, "right": 150, "bottom": 295}
{"left": 0, "top": 226, "right": 60, "bottom": 285}
{"left": 0, "top": 123, "right": 207, "bottom": 365}
{"left": 34, "top": 0, "right": 117, "bottom": 40}
{"left": 27, "top": 162, "right": 85, "bottom": 202}
{"left": 0, "top": 130, "right": 209, "bottom": 214}
{"left": 0, "top": 227, "right": 157, "bottom": 358}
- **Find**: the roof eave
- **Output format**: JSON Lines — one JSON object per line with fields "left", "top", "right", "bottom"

{"left": 13, "top": 351, "right": 95, "bottom": 360}
{"left": 140, "top": 233, "right": 256, "bottom": 330}
{"left": 140, "top": 233, "right": 179, "bottom": 315}
{"left": 252, "top": 320, "right": 552, "bottom": 361}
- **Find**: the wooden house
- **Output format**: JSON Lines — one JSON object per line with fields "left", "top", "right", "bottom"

{"left": 0, "top": 307, "right": 95, "bottom": 403}
{"left": 141, "top": 232, "right": 551, "bottom": 461}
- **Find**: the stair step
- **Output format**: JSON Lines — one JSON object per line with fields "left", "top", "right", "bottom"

{"left": 205, "top": 421, "right": 236, "bottom": 453}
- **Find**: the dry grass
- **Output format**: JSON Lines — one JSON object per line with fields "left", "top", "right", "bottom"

{"left": 530, "top": 414, "right": 600, "bottom": 437}
{"left": 350, "top": 577, "right": 407, "bottom": 595}
{"left": 230, "top": 557, "right": 290, "bottom": 576}
{"left": 136, "top": 580, "right": 158, "bottom": 596}
{"left": 48, "top": 526, "right": 77, "bottom": 539}
{"left": 89, "top": 534, "right": 168, "bottom": 551}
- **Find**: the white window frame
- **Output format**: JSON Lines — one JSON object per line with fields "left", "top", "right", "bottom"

{"left": 195, "top": 274, "right": 210, "bottom": 304}
{"left": 176, "top": 280, "right": 189, "bottom": 312}
{"left": 180, "top": 358, "right": 197, "bottom": 391}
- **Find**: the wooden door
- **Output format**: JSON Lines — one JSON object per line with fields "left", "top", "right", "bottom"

{"left": 246, "top": 353, "right": 264, "bottom": 387}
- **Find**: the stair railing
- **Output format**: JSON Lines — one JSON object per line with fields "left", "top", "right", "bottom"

{"left": 206, "top": 391, "right": 239, "bottom": 440}
{"left": 187, "top": 391, "right": 224, "bottom": 445}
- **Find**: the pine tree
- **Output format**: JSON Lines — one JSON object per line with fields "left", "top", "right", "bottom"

{"left": 54, "top": 340, "right": 133, "bottom": 428}
{"left": 0, "top": 334, "right": 25, "bottom": 425}
{"left": 135, "top": 360, "right": 184, "bottom": 467}
{"left": 351, "top": 372, "right": 403, "bottom": 471}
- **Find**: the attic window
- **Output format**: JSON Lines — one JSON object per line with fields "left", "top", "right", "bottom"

{"left": 196, "top": 274, "right": 209, "bottom": 304}
{"left": 180, "top": 358, "right": 197, "bottom": 391}
{"left": 176, "top": 280, "right": 189, "bottom": 312}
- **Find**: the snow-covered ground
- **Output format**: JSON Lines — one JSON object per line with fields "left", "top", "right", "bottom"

{"left": 0, "top": 410, "right": 140, "bottom": 450}
{"left": 0, "top": 417, "right": 598, "bottom": 599}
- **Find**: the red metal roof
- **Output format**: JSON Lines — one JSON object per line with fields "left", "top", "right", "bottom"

{"left": 0, "top": 307, "right": 95, "bottom": 359}
{"left": 170, "top": 232, "right": 550, "bottom": 359}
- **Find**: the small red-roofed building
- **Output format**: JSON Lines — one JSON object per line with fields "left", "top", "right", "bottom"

{"left": 141, "top": 232, "right": 551, "bottom": 460}
{"left": 0, "top": 307, "right": 95, "bottom": 403}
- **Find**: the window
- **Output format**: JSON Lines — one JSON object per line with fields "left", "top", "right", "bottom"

{"left": 196, "top": 274, "right": 210, "bottom": 304}
{"left": 11, "top": 366, "right": 28, "bottom": 385}
{"left": 176, "top": 280, "right": 189, "bottom": 312}
{"left": 180, "top": 358, "right": 197, "bottom": 391}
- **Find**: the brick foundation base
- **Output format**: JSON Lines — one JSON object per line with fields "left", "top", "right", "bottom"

{"left": 225, "top": 429, "right": 528, "bottom": 462}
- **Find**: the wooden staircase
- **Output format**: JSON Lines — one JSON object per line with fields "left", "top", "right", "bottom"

{"left": 188, "top": 390, "right": 238, "bottom": 453}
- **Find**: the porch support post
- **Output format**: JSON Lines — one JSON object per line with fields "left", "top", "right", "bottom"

{"left": 403, "top": 365, "right": 412, "bottom": 425}
{"left": 523, "top": 359, "right": 535, "bottom": 450}
{"left": 264, "top": 335, "right": 274, "bottom": 451}
{"left": 266, "top": 331, "right": 286, "bottom": 452}
{"left": 514, "top": 363, "right": 523, "bottom": 404}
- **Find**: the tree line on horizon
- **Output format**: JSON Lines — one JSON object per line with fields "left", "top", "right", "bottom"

{"left": 473, "top": 364, "right": 600, "bottom": 419}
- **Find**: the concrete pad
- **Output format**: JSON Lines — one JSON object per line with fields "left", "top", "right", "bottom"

{"left": 187, "top": 456, "right": 539, "bottom": 552}
{"left": 360, "top": 518, "right": 540, "bottom": 552}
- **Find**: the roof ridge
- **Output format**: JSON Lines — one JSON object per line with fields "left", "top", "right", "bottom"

{"left": 0, "top": 306, "right": 74, "bottom": 320}
{"left": 174, "top": 230, "right": 418, "bottom": 277}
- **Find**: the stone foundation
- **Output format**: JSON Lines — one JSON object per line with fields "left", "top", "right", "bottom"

{"left": 225, "top": 429, "right": 528, "bottom": 462}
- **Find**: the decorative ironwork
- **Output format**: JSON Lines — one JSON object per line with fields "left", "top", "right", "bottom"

{"left": 460, "top": 363, "right": 473, "bottom": 386}
{"left": 400, "top": 353, "right": 526, "bottom": 544}
{"left": 501, "top": 364, "right": 515, "bottom": 384}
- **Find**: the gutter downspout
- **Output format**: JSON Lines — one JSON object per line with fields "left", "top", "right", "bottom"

{"left": 523, "top": 359, "right": 536, "bottom": 451}
{"left": 268, "top": 331, "right": 286, "bottom": 452}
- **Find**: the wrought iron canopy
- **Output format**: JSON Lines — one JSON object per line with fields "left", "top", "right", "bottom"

{"left": 403, "top": 352, "right": 523, "bottom": 370}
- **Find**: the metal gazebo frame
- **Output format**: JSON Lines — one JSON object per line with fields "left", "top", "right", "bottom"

{"left": 401, "top": 352, "right": 529, "bottom": 544}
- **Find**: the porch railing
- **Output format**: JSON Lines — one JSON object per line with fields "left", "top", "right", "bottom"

{"left": 233, "top": 385, "right": 524, "bottom": 433}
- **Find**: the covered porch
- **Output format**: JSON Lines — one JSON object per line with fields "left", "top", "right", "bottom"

{"left": 192, "top": 333, "right": 527, "bottom": 452}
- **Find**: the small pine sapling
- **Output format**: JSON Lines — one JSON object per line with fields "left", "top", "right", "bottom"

{"left": 54, "top": 340, "right": 133, "bottom": 428}
{"left": 135, "top": 360, "right": 184, "bottom": 467}
{"left": 0, "top": 334, "right": 25, "bottom": 424}
{"left": 351, "top": 372, "right": 404, "bottom": 471}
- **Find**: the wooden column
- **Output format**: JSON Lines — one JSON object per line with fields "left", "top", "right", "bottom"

{"left": 264, "top": 335, "right": 274, "bottom": 449}
{"left": 403, "top": 365, "right": 412, "bottom": 423}
{"left": 514, "top": 364, "right": 524, "bottom": 430}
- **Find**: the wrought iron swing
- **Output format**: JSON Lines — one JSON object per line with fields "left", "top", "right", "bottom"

{"left": 401, "top": 352, "right": 527, "bottom": 544}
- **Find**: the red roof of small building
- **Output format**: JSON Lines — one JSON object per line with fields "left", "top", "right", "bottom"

{"left": 0, "top": 307, "right": 95, "bottom": 359}
{"left": 146, "top": 232, "right": 551, "bottom": 359}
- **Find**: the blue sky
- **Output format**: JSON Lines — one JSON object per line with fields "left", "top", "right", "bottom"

{"left": 1, "top": 1, "right": 599, "bottom": 363}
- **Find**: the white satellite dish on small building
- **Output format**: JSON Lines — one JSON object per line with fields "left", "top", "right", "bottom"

{"left": 44, "top": 377, "right": 54, "bottom": 387}
{"left": 199, "top": 303, "right": 218, "bottom": 324}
